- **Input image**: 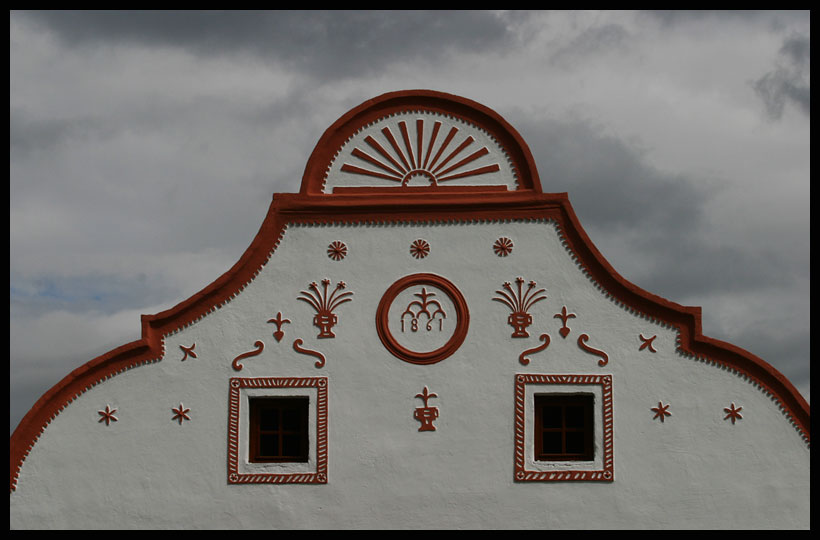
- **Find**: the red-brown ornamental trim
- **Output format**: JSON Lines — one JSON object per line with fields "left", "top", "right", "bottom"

{"left": 300, "top": 89, "right": 543, "bottom": 195}
{"left": 227, "top": 377, "right": 328, "bottom": 485}
{"left": 514, "top": 374, "right": 614, "bottom": 482}
{"left": 10, "top": 90, "right": 810, "bottom": 492}
{"left": 376, "top": 273, "right": 469, "bottom": 365}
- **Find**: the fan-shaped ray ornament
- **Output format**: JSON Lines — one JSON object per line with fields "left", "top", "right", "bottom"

{"left": 340, "top": 118, "right": 502, "bottom": 187}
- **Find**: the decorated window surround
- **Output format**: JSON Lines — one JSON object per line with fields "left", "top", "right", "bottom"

{"left": 227, "top": 377, "right": 328, "bottom": 485}
{"left": 9, "top": 89, "right": 810, "bottom": 494}
{"left": 515, "top": 374, "right": 614, "bottom": 482}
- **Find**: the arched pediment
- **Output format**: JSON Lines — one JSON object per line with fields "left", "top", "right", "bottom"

{"left": 300, "top": 89, "right": 542, "bottom": 195}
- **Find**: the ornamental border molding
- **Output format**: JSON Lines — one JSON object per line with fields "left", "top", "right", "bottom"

{"left": 514, "top": 373, "right": 614, "bottom": 482}
{"left": 227, "top": 376, "right": 328, "bottom": 485}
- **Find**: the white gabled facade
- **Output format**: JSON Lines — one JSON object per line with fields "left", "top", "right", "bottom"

{"left": 10, "top": 90, "right": 809, "bottom": 529}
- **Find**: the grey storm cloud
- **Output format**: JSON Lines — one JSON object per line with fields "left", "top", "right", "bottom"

{"left": 639, "top": 10, "right": 810, "bottom": 120}
{"left": 512, "top": 115, "right": 712, "bottom": 234}
{"left": 10, "top": 10, "right": 809, "bottom": 436}
{"left": 549, "top": 23, "right": 631, "bottom": 67}
{"left": 16, "top": 10, "right": 520, "bottom": 80}
{"left": 753, "top": 33, "right": 811, "bottom": 120}
{"left": 512, "top": 113, "right": 806, "bottom": 300}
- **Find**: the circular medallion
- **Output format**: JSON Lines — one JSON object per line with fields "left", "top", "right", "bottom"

{"left": 376, "top": 273, "right": 469, "bottom": 365}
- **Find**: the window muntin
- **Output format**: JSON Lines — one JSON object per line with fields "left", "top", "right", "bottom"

{"left": 249, "top": 397, "right": 309, "bottom": 463}
{"left": 534, "top": 394, "right": 594, "bottom": 461}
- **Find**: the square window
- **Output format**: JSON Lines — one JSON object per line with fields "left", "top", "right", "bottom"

{"left": 534, "top": 394, "right": 594, "bottom": 461}
{"left": 228, "top": 377, "right": 327, "bottom": 484}
{"left": 514, "top": 374, "right": 613, "bottom": 482}
{"left": 249, "top": 397, "right": 309, "bottom": 463}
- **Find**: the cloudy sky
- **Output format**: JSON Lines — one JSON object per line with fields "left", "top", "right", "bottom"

{"left": 10, "top": 10, "right": 810, "bottom": 433}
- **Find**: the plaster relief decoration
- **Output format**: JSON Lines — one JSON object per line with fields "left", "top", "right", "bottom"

{"left": 179, "top": 343, "right": 197, "bottom": 361}
{"left": 267, "top": 312, "right": 291, "bottom": 343}
{"left": 554, "top": 306, "right": 576, "bottom": 339}
{"left": 724, "top": 403, "right": 743, "bottom": 424}
{"left": 409, "top": 239, "right": 430, "bottom": 259}
{"left": 227, "top": 377, "right": 328, "bottom": 485}
{"left": 334, "top": 116, "right": 508, "bottom": 189}
{"left": 514, "top": 374, "right": 614, "bottom": 482}
{"left": 231, "top": 341, "right": 265, "bottom": 372}
{"left": 518, "top": 333, "right": 551, "bottom": 366}
{"left": 493, "top": 237, "right": 514, "bottom": 257}
{"left": 639, "top": 334, "right": 658, "bottom": 353}
{"left": 651, "top": 402, "right": 672, "bottom": 423}
{"left": 327, "top": 241, "right": 347, "bottom": 261}
{"left": 293, "top": 339, "right": 327, "bottom": 369}
{"left": 493, "top": 277, "right": 548, "bottom": 338}
{"left": 171, "top": 403, "right": 191, "bottom": 425}
{"left": 401, "top": 287, "right": 446, "bottom": 333}
{"left": 97, "top": 405, "right": 118, "bottom": 426}
{"left": 414, "top": 386, "right": 439, "bottom": 432}
{"left": 577, "top": 334, "right": 609, "bottom": 367}
{"left": 377, "top": 273, "right": 469, "bottom": 365}
{"left": 298, "top": 279, "right": 354, "bottom": 339}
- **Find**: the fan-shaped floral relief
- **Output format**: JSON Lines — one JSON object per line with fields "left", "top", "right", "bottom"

{"left": 410, "top": 239, "right": 430, "bottom": 259}
{"left": 494, "top": 237, "right": 514, "bottom": 257}
{"left": 327, "top": 241, "right": 348, "bottom": 261}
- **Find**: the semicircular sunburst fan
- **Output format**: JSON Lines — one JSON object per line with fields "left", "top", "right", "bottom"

{"left": 340, "top": 118, "right": 502, "bottom": 187}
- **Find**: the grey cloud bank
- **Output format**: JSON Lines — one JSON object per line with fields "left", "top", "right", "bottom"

{"left": 10, "top": 10, "right": 809, "bottom": 433}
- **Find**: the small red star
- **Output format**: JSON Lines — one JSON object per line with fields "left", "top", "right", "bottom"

{"left": 172, "top": 403, "right": 191, "bottom": 425}
{"left": 724, "top": 402, "right": 743, "bottom": 424}
{"left": 410, "top": 239, "right": 430, "bottom": 259}
{"left": 651, "top": 401, "right": 671, "bottom": 422}
{"left": 98, "top": 405, "right": 118, "bottom": 426}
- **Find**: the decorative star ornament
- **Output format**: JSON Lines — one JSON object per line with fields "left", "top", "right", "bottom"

{"left": 98, "top": 405, "right": 118, "bottom": 426}
{"left": 651, "top": 401, "right": 671, "bottom": 423}
{"left": 723, "top": 402, "right": 743, "bottom": 424}
{"left": 172, "top": 403, "right": 191, "bottom": 424}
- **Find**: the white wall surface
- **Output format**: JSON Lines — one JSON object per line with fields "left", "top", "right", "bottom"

{"left": 10, "top": 220, "right": 810, "bottom": 529}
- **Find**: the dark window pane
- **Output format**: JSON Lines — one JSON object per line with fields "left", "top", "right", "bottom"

{"left": 259, "top": 407, "right": 279, "bottom": 431}
{"left": 259, "top": 434, "right": 279, "bottom": 457}
{"left": 541, "top": 406, "right": 563, "bottom": 428}
{"left": 565, "top": 406, "right": 585, "bottom": 428}
{"left": 565, "top": 431, "right": 585, "bottom": 454}
{"left": 250, "top": 397, "right": 310, "bottom": 463}
{"left": 282, "top": 434, "right": 300, "bottom": 457}
{"left": 535, "top": 394, "right": 594, "bottom": 461}
{"left": 542, "top": 431, "right": 563, "bottom": 454}
{"left": 282, "top": 408, "right": 301, "bottom": 431}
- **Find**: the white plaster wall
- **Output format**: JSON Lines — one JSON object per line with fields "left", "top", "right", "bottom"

{"left": 10, "top": 220, "right": 810, "bottom": 529}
